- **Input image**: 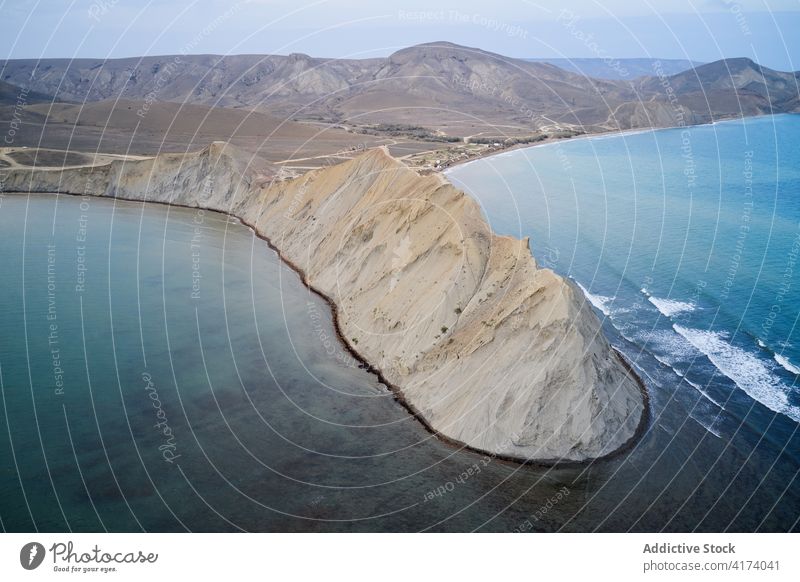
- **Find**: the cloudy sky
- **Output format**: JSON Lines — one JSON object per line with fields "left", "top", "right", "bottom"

{"left": 2, "top": 0, "right": 799, "bottom": 69}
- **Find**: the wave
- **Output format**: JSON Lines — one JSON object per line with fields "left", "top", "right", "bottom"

{"left": 753, "top": 340, "right": 799, "bottom": 375}
{"left": 682, "top": 376, "right": 725, "bottom": 409}
{"left": 575, "top": 281, "right": 614, "bottom": 316}
{"left": 673, "top": 325, "right": 800, "bottom": 423}
{"left": 653, "top": 353, "right": 676, "bottom": 369}
{"left": 690, "top": 410, "right": 723, "bottom": 438}
{"left": 634, "top": 329, "right": 725, "bottom": 409}
{"left": 775, "top": 354, "right": 800, "bottom": 375}
{"left": 648, "top": 296, "right": 695, "bottom": 318}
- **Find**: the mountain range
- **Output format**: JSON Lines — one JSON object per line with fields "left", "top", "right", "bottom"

{"left": 1, "top": 42, "right": 798, "bottom": 166}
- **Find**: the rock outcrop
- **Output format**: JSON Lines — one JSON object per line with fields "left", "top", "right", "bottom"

{"left": 1, "top": 142, "right": 646, "bottom": 462}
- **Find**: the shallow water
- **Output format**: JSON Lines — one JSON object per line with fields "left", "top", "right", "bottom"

{"left": 0, "top": 145, "right": 797, "bottom": 530}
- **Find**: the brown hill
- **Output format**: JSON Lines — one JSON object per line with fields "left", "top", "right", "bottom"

{"left": 0, "top": 79, "right": 53, "bottom": 106}
{"left": 639, "top": 57, "right": 800, "bottom": 122}
{"left": 2, "top": 42, "right": 798, "bottom": 152}
{"left": 0, "top": 42, "right": 644, "bottom": 131}
{"left": 320, "top": 42, "right": 635, "bottom": 130}
{"left": 0, "top": 98, "right": 383, "bottom": 162}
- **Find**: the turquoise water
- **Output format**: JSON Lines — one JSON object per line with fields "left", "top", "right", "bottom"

{"left": 1, "top": 115, "right": 799, "bottom": 531}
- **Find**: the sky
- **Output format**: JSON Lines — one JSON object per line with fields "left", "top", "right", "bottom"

{"left": 1, "top": 0, "right": 799, "bottom": 70}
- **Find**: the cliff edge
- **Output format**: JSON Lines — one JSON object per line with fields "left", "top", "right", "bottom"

{"left": 1, "top": 143, "right": 646, "bottom": 462}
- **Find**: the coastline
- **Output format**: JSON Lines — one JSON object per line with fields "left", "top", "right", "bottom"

{"left": 440, "top": 112, "right": 792, "bottom": 173}
{"left": 4, "top": 188, "right": 650, "bottom": 468}
{"left": 241, "top": 207, "right": 650, "bottom": 468}
{"left": 1, "top": 144, "right": 648, "bottom": 465}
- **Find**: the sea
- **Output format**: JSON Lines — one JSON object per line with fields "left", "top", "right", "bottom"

{"left": 0, "top": 113, "right": 798, "bottom": 531}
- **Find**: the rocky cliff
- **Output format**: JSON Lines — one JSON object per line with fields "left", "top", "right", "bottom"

{"left": 1, "top": 143, "right": 646, "bottom": 462}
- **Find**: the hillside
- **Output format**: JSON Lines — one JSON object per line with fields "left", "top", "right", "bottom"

{"left": 639, "top": 57, "right": 800, "bottom": 121}
{"left": 2, "top": 42, "right": 798, "bottom": 160}
{"left": 0, "top": 43, "right": 633, "bottom": 130}
{"left": 0, "top": 79, "right": 53, "bottom": 105}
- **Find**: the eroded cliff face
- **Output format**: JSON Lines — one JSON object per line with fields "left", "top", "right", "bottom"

{"left": 1, "top": 142, "right": 645, "bottom": 462}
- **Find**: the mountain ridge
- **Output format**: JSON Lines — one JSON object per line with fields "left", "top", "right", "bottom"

{"left": 4, "top": 42, "right": 796, "bottom": 132}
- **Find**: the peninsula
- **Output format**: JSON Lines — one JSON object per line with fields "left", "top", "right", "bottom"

{"left": 1, "top": 142, "right": 646, "bottom": 462}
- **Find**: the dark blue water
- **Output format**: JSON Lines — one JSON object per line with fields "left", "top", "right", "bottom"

{"left": 1, "top": 124, "right": 799, "bottom": 531}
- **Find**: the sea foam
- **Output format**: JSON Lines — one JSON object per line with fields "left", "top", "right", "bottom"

{"left": 673, "top": 325, "right": 800, "bottom": 423}
{"left": 682, "top": 376, "right": 725, "bottom": 409}
{"left": 648, "top": 296, "right": 695, "bottom": 318}
{"left": 575, "top": 281, "right": 614, "bottom": 316}
{"left": 775, "top": 354, "right": 800, "bottom": 375}
{"left": 690, "top": 410, "right": 723, "bottom": 438}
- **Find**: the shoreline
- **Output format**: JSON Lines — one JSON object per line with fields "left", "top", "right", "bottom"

{"left": 441, "top": 112, "right": 794, "bottom": 173}
{"left": 5, "top": 188, "right": 649, "bottom": 468}
{"left": 440, "top": 126, "right": 654, "bottom": 173}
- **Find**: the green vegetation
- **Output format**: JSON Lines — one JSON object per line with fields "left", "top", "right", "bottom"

{"left": 552, "top": 130, "right": 584, "bottom": 139}
{"left": 468, "top": 134, "right": 549, "bottom": 145}
{"left": 357, "top": 123, "right": 462, "bottom": 142}
{"left": 466, "top": 132, "right": 583, "bottom": 146}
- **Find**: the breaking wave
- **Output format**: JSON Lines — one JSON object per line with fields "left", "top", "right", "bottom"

{"left": 648, "top": 295, "right": 695, "bottom": 318}
{"left": 775, "top": 354, "right": 800, "bottom": 375}
{"left": 673, "top": 325, "right": 800, "bottom": 423}
{"left": 575, "top": 281, "right": 614, "bottom": 316}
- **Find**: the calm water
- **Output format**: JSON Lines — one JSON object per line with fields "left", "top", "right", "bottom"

{"left": 0, "top": 115, "right": 798, "bottom": 531}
